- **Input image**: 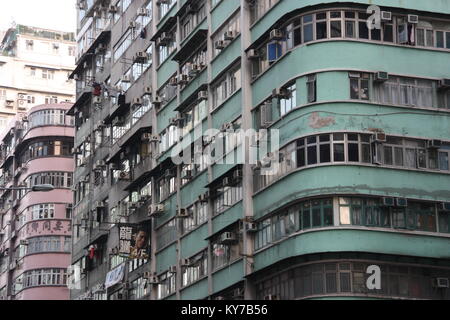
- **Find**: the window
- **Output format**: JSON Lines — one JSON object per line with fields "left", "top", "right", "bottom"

{"left": 307, "top": 74, "right": 317, "bottom": 103}
{"left": 156, "top": 220, "right": 177, "bottom": 250}
{"left": 339, "top": 197, "right": 390, "bottom": 227}
{"left": 181, "top": 251, "right": 208, "bottom": 287}
{"left": 279, "top": 84, "right": 297, "bottom": 116}
{"left": 182, "top": 202, "right": 208, "bottom": 234}
{"left": 212, "top": 12, "right": 240, "bottom": 58}
{"left": 349, "top": 72, "right": 370, "bottom": 100}
{"left": 211, "top": 229, "right": 242, "bottom": 270}
{"left": 212, "top": 65, "right": 241, "bottom": 108}
{"left": 157, "top": 270, "right": 176, "bottom": 299}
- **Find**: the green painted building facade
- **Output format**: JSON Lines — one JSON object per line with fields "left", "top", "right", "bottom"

{"left": 70, "top": 0, "right": 450, "bottom": 300}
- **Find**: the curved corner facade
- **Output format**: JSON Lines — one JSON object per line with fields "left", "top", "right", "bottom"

{"left": 0, "top": 103, "right": 74, "bottom": 300}
{"left": 70, "top": 0, "right": 450, "bottom": 300}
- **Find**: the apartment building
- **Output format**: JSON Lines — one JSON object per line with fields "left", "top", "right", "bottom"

{"left": 69, "top": 0, "right": 450, "bottom": 300}
{"left": 0, "top": 102, "right": 75, "bottom": 300}
{"left": 0, "top": 24, "right": 76, "bottom": 130}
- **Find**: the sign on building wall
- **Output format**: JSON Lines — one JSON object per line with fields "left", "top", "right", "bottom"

{"left": 21, "top": 219, "right": 71, "bottom": 238}
{"left": 105, "top": 263, "right": 126, "bottom": 289}
{"left": 117, "top": 224, "right": 150, "bottom": 259}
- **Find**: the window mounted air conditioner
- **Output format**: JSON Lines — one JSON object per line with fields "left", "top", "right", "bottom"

{"left": 272, "top": 87, "right": 290, "bottom": 99}
{"left": 374, "top": 71, "right": 389, "bottom": 82}
{"left": 129, "top": 21, "right": 137, "bottom": 29}
{"left": 219, "top": 232, "right": 237, "bottom": 245}
{"left": 438, "top": 79, "right": 450, "bottom": 90}
{"left": 141, "top": 133, "right": 152, "bottom": 141}
{"left": 177, "top": 208, "right": 190, "bottom": 218}
{"left": 108, "top": 5, "right": 118, "bottom": 13}
{"left": 165, "top": 169, "right": 176, "bottom": 178}
{"left": 132, "top": 97, "right": 143, "bottom": 106}
{"left": 137, "top": 8, "right": 150, "bottom": 16}
{"left": 177, "top": 74, "right": 189, "bottom": 84}
{"left": 198, "top": 191, "right": 210, "bottom": 203}
{"left": 144, "top": 86, "right": 152, "bottom": 94}
{"left": 198, "top": 91, "right": 208, "bottom": 101}
{"left": 180, "top": 258, "right": 191, "bottom": 267}
{"left": 134, "top": 51, "right": 149, "bottom": 63}
{"left": 408, "top": 15, "right": 419, "bottom": 24}
{"left": 381, "top": 197, "right": 395, "bottom": 207}
{"left": 148, "top": 276, "right": 160, "bottom": 284}
{"left": 152, "top": 96, "right": 162, "bottom": 107}
{"left": 395, "top": 198, "right": 408, "bottom": 207}
{"left": 245, "top": 222, "right": 258, "bottom": 233}
{"left": 168, "top": 265, "right": 177, "bottom": 273}
{"left": 148, "top": 204, "right": 165, "bottom": 217}
{"left": 160, "top": 32, "right": 173, "bottom": 45}
{"left": 169, "top": 77, "right": 178, "bottom": 86}
{"left": 215, "top": 40, "right": 226, "bottom": 50}
{"left": 433, "top": 278, "right": 449, "bottom": 288}
{"left": 381, "top": 11, "right": 392, "bottom": 21}
{"left": 247, "top": 49, "right": 260, "bottom": 60}
{"left": 188, "top": 64, "right": 201, "bottom": 77}
{"left": 93, "top": 96, "right": 102, "bottom": 104}
{"left": 224, "top": 31, "right": 236, "bottom": 41}
{"left": 427, "top": 140, "right": 442, "bottom": 149}
{"left": 121, "top": 75, "right": 131, "bottom": 83}
{"left": 371, "top": 132, "right": 387, "bottom": 143}
{"left": 269, "top": 29, "right": 284, "bottom": 40}
{"left": 221, "top": 122, "right": 234, "bottom": 132}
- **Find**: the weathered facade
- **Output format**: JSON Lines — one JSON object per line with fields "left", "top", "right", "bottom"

{"left": 70, "top": 0, "right": 450, "bottom": 300}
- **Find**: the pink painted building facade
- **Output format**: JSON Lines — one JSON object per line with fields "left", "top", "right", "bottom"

{"left": 0, "top": 103, "right": 74, "bottom": 300}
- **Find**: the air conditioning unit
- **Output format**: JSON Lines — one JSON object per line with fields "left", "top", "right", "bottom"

{"left": 121, "top": 75, "right": 131, "bottom": 83}
{"left": 137, "top": 8, "right": 150, "bottom": 16}
{"left": 198, "top": 91, "right": 208, "bottom": 101}
{"left": 129, "top": 21, "right": 137, "bottom": 29}
{"left": 19, "top": 240, "right": 29, "bottom": 246}
{"left": 22, "top": 116, "right": 29, "bottom": 123}
{"left": 439, "top": 79, "right": 450, "bottom": 91}
{"left": 168, "top": 265, "right": 177, "bottom": 273}
{"left": 247, "top": 49, "right": 260, "bottom": 59}
{"left": 169, "top": 77, "right": 178, "bottom": 86}
{"left": 272, "top": 87, "right": 290, "bottom": 99}
{"left": 93, "top": 96, "right": 102, "bottom": 104}
{"left": 150, "top": 135, "right": 161, "bottom": 142}
{"left": 144, "top": 86, "right": 152, "bottom": 94}
{"left": 96, "top": 160, "right": 106, "bottom": 168}
{"left": 177, "top": 74, "right": 189, "bottom": 84}
{"left": 148, "top": 276, "right": 160, "bottom": 284}
{"left": 177, "top": 208, "right": 190, "bottom": 218}
{"left": 198, "top": 191, "right": 210, "bottom": 203}
{"left": 371, "top": 132, "right": 387, "bottom": 143}
{"left": 108, "top": 5, "right": 118, "bottom": 13}
{"left": 148, "top": 204, "right": 165, "bottom": 217}
{"left": 233, "top": 169, "right": 243, "bottom": 181}
{"left": 132, "top": 97, "right": 143, "bottom": 106}
{"left": 245, "top": 222, "right": 258, "bottom": 233}
{"left": 152, "top": 96, "right": 162, "bottom": 106}
{"left": 221, "top": 122, "right": 234, "bottom": 132}
{"left": 381, "top": 197, "right": 395, "bottom": 207}
{"left": 269, "top": 29, "right": 284, "bottom": 40}
{"left": 170, "top": 113, "right": 184, "bottom": 126}
{"left": 215, "top": 40, "right": 226, "bottom": 50}
{"left": 440, "top": 202, "right": 450, "bottom": 211}
{"left": 188, "top": 64, "right": 201, "bottom": 77}
{"left": 427, "top": 140, "right": 442, "bottom": 149}
{"left": 374, "top": 71, "right": 389, "bottom": 82}
{"left": 112, "top": 116, "right": 125, "bottom": 126}
{"left": 408, "top": 14, "right": 419, "bottom": 24}
{"left": 141, "top": 133, "right": 152, "bottom": 141}
{"left": 264, "top": 294, "right": 279, "bottom": 300}
{"left": 222, "top": 177, "right": 231, "bottom": 187}
{"left": 95, "top": 201, "right": 106, "bottom": 208}
{"left": 395, "top": 198, "right": 408, "bottom": 207}
{"left": 95, "top": 43, "right": 107, "bottom": 54}
{"left": 165, "top": 169, "right": 176, "bottom": 178}
{"left": 224, "top": 31, "right": 236, "bottom": 41}
{"left": 139, "top": 195, "right": 151, "bottom": 203}
{"left": 134, "top": 51, "right": 149, "bottom": 63}
{"left": 160, "top": 32, "right": 173, "bottom": 45}
{"left": 180, "top": 258, "right": 191, "bottom": 267}
{"left": 118, "top": 171, "right": 131, "bottom": 181}
{"left": 433, "top": 278, "right": 449, "bottom": 288}
{"left": 381, "top": 11, "right": 392, "bottom": 21}
{"left": 220, "top": 232, "right": 237, "bottom": 245}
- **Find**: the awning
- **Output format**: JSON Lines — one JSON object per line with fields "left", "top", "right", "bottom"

{"left": 66, "top": 89, "right": 92, "bottom": 116}
{"left": 172, "top": 29, "right": 207, "bottom": 63}
{"left": 151, "top": 17, "right": 177, "bottom": 42}
{"left": 174, "top": 83, "right": 207, "bottom": 112}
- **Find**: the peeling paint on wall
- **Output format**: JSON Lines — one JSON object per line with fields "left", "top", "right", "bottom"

{"left": 308, "top": 112, "right": 336, "bottom": 128}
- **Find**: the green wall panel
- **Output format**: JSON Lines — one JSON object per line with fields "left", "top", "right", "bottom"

{"left": 254, "top": 229, "right": 450, "bottom": 271}
{"left": 211, "top": 36, "right": 241, "bottom": 81}
{"left": 180, "top": 224, "right": 209, "bottom": 258}
{"left": 253, "top": 166, "right": 450, "bottom": 219}
{"left": 211, "top": 0, "right": 240, "bottom": 33}
{"left": 212, "top": 260, "right": 244, "bottom": 294}
{"left": 156, "top": 243, "right": 177, "bottom": 274}
{"left": 212, "top": 201, "right": 243, "bottom": 234}
{"left": 180, "top": 278, "right": 208, "bottom": 300}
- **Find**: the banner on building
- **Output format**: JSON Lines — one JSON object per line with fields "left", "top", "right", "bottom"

{"left": 105, "top": 263, "right": 126, "bottom": 289}
{"left": 118, "top": 223, "right": 150, "bottom": 259}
